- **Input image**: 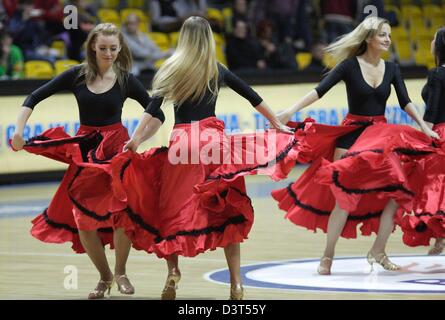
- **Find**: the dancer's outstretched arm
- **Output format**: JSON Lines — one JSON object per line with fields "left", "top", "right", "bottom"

{"left": 404, "top": 103, "right": 439, "bottom": 139}
{"left": 276, "top": 90, "right": 320, "bottom": 124}
{"left": 11, "top": 106, "right": 33, "bottom": 150}
{"left": 124, "top": 113, "right": 155, "bottom": 152}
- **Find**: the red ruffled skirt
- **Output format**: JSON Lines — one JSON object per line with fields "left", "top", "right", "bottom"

{"left": 397, "top": 123, "right": 445, "bottom": 246}
{"left": 110, "top": 116, "right": 303, "bottom": 258}
{"left": 272, "top": 114, "right": 439, "bottom": 238}
{"left": 18, "top": 123, "right": 129, "bottom": 253}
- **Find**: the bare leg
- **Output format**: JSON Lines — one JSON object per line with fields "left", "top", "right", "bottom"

{"left": 113, "top": 228, "right": 134, "bottom": 294}
{"left": 370, "top": 200, "right": 398, "bottom": 254}
{"left": 224, "top": 243, "right": 241, "bottom": 286}
{"left": 367, "top": 199, "right": 401, "bottom": 271}
{"left": 224, "top": 242, "right": 243, "bottom": 300}
{"left": 428, "top": 237, "right": 444, "bottom": 255}
{"left": 161, "top": 254, "right": 181, "bottom": 300}
{"left": 323, "top": 202, "right": 350, "bottom": 259}
{"left": 318, "top": 148, "right": 349, "bottom": 275}
{"left": 79, "top": 230, "right": 113, "bottom": 281}
{"left": 79, "top": 230, "right": 113, "bottom": 298}
{"left": 166, "top": 254, "right": 180, "bottom": 274}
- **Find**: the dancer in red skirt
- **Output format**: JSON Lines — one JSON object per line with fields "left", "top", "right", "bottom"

{"left": 273, "top": 17, "right": 439, "bottom": 275}
{"left": 113, "top": 16, "right": 294, "bottom": 300}
{"left": 10, "top": 23, "right": 165, "bottom": 298}
{"left": 398, "top": 27, "right": 445, "bottom": 255}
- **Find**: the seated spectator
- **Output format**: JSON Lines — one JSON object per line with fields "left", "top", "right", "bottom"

{"left": 67, "top": 0, "right": 98, "bottom": 61}
{"left": 0, "top": 1, "right": 6, "bottom": 24}
{"left": 252, "top": 0, "right": 299, "bottom": 43}
{"left": 225, "top": 0, "right": 253, "bottom": 34}
{"left": 8, "top": 0, "right": 58, "bottom": 62}
{"left": 29, "top": 0, "right": 64, "bottom": 37}
{"left": 150, "top": 0, "right": 207, "bottom": 33}
{"left": 0, "top": 29, "right": 24, "bottom": 79}
{"left": 293, "top": 0, "right": 312, "bottom": 51}
{"left": 303, "top": 42, "right": 328, "bottom": 73}
{"left": 226, "top": 18, "right": 266, "bottom": 71}
{"left": 3, "top": 0, "right": 18, "bottom": 19}
{"left": 256, "top": 19, "right": 297, "bottom": 69}
{"left": 123, "top": 13, "right": 173, "bottom": 76}
{"left": 320, "top": 0, "right": 356, "bottom": 43}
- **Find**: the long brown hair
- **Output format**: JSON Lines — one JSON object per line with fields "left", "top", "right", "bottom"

{"left": 79, "top": 23, "right": 132, "bottom": 91}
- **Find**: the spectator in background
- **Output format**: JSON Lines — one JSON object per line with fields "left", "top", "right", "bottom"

{"left": 303, "top": 42, "right": 328, "bottom": 73}
{"left": 2, "top": 0, "right": 18, "bottom": 18}
{"left": 320, "top": 0, "right": 356, "bottom": 43}
{"left": 225, "top": 0, "right": 252, "bottom": 34}
{"left": 123, "top": 13, "right": 173, "bottom": 76}
{"left": 31, "top": 0, "right": 64, "bottom": 37}
{"left": 0, "top": 29, "right": 23, "bottom": 79}
{"left": 226, "top": 18, "right": 266, "bottom": 71}
{"left": 256, "top": 19, "right": 297, "bottom": 69}
{"left": 252, "top": 0, "right": 299, "bottom": 43}
{"left": 8, "top": 0, "right": 58, "bottom": 62}
{"left": 293, "top": 0, "right": 312, "bottom": 51}
{"left": 0, "top": 1, "right": 6, "bottom": 24}
{"left": 150, "top": 0, "right": 207, "bottom": 33}
{"left": 67, "top": 0, "right": 98, "bottom": 61}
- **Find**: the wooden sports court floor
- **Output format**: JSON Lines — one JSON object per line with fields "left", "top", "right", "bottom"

{"left": 0, "top": 168, "right": 444, "bottom": 300}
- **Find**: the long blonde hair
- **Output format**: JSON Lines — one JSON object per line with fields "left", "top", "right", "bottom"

{"left": 325, "top": 17, "right": 390, "bottom": 65}
{"left": 151, "top": 16, "right": 219, "bottom": 106}
{"left": 79, "top": 23, "right": 132, "bottom": 91}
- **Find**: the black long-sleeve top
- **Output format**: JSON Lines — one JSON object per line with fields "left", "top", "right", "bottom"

{"left": 422, "top": 66, "right": 445, "bottom": 125}
{"left": 315, "top": 57, "right": 411, "bottom": 116}
{"left": 23, "top": 65, "right": 165, "bottom": 126}
{"left": 144, "top": 64, "right": 263, "bottom": 124}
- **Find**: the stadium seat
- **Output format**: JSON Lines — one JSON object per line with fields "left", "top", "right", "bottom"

{"left": 127, "top": 0, "right": 145, "bottom": 9}
{"left": 414, "top": 49, "right": 435, "bottom": 68}
{"left": 169, "top": 32, "right": 180, "bottom": 47}
{"left": 97, "top": 8, "right": 121, "bottom": 26}
{"left": 102, "top": 0, "right": 119, "bottom": 9}
{"left": 147, "top": 32, "right": 170, "bottom": 51}
{"left": 296, "top": 52, "right": 312, "bottom": 70}
{"left": 422, "top": 4, "right": 443, "bottom": 19}
{"left": 391, "top": 26, "right": 409, "bottom": 41}
{"left": 216, "top": 44, "right": 227, "bottom": 65}
{"left": 207, "top": 8, "right": 224, "bottom": 26}
{"left": 322, "top": 53, "right": 336, "bottom": 69}
{"left": 54, "top": 60, "right": 80, "bottom": 75}
{"left": 400, "top": 0, "right": 414, "bottom": 5}
{"left": 24, "top": 61, "right": 55, "bottom": 79}
{"left": 51, "top": 40, "right": 66, "bottom": 58}
{"left": 213, "top": 32, "right": 225, "bottom": 47}
{"left": 401, "top": 5, "right": 423, "bottom": 20}
{"left": 154, "top": 58, "right": 166, "bottom": 69}
{"left": 394, "top": 39, "right": 413, "bottom": 62}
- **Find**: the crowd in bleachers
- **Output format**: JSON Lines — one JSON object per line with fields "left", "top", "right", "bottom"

{"left": 0, "top": 0, "right": 443, "bottom": 80}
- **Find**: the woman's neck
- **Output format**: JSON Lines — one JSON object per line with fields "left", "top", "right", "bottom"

{"left": 360, "top": 50, "right": 381, "bottom": 66}
{"left": 96, "top": 63, "right": 114, "bottom": 78}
